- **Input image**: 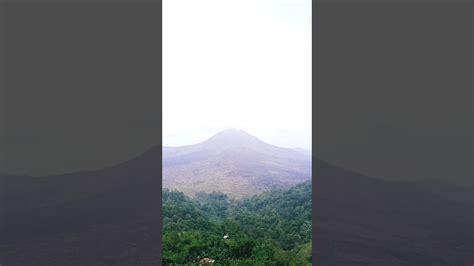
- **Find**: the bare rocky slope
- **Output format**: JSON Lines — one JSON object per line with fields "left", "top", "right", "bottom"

{"left": 163, "top": 129, "right": 312, "bottom": 198}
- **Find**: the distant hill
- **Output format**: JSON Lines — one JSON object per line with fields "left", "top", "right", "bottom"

{"left": 163, "top": 129, "right": 312, "bottom": 198}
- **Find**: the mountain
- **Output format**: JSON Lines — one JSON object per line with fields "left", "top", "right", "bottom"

{"left": 0, "top": 137, "right": 472, "bottom": 265}
{"left": 0, "top": 146, "right": 163, "bottom": 265}
{"left": 162, "top": 129, "right": 312, "bottom": 198}
{"left": 312, "top": 160, "right": 473, "bottom": 266}
{"left": 293, "top": 147, "right": 312, "bottom": 156}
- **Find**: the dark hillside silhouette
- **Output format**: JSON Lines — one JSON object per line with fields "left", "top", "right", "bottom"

{"left": 0, "top": 145, "right": 471, "bottom": 264}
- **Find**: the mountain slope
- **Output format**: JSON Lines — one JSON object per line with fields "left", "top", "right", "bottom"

{"left": 313, "top": 160, "right": 473, "bottom": 266}
{"left": 1, "top": 139, "right": 471, "bottom": 265}
{"left": 162, "top": 129, "right": 312, "bottom": 198}
{"left": 0, "top": 146, "right": 163, "bottom": 265}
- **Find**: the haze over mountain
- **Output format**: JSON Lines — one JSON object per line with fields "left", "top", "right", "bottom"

{"left": 163, "top": 129, "right": 312, "bottom": 198}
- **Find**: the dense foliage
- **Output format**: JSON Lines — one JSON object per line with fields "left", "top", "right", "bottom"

{"left": 162, "top": 181, "right": 312, "bottom": 265}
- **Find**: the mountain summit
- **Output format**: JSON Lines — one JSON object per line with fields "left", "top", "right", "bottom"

{"left": 163, "top": 130, "right": 311, "bottom": 198}
{"left": 207, "top": 128, "right": 257, "bottom": 140}
{"left": 201, "top": 129, "right": 263, "bottom": 149}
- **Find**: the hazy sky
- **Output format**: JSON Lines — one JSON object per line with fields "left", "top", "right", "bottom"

{"left": 163, "top": 0, "right": 312, "bottom": 149}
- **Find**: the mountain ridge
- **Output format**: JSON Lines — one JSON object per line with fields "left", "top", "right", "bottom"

{"left": 163, "top": 129, "right": 311, "bottom": 158}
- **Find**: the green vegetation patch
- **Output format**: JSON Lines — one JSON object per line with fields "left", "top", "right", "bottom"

{"left": 162, "top": 181, "right": 312, "bottom": 265}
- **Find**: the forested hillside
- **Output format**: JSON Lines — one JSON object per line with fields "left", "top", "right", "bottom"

{"left": 162, "top": 181, "right": 312, "bottom": 265}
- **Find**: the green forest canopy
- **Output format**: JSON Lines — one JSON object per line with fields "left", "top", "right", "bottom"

{"left": 162, "top": 181, "right": 312, "bottom": 265}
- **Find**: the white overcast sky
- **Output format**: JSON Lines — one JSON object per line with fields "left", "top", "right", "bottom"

{"left": 163, "top": 0, "right": 311, "bottom": 149}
